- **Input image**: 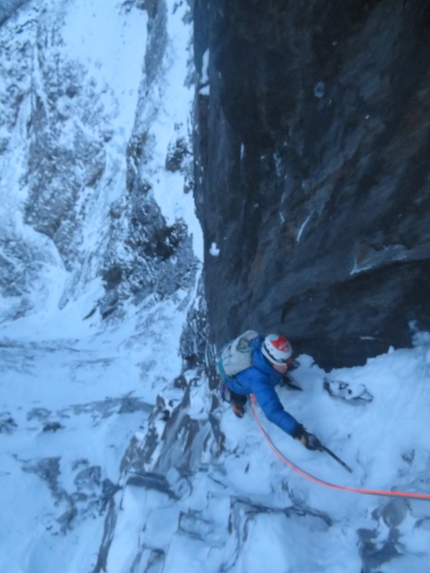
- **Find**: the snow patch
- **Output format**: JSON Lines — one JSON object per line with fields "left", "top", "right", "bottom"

{"left": 62, "top": 0, "right": 147, "bottom": 138}
{"left": 296, "top": 214, "right": 312, "bottom": 242}
{"left": 201, "top": 49, "right": 210, "bottom": 83}
{"left": 209, "top": 242, "right": 220, "bottom": 256}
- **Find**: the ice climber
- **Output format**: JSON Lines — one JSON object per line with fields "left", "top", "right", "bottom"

{"left": 217, "top": 332, "right": 322, "bottom": 451}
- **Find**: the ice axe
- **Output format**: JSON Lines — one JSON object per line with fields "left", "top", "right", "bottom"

{"left": 318, "top": 442, "right": 353, "bottom": 473}
{"left": 302, "top": 431, "right": 353, "bottom": 473}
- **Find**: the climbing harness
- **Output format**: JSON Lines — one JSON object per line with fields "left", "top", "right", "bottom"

{"left": 250, "top": 394, "right": 430, "bottom": 501}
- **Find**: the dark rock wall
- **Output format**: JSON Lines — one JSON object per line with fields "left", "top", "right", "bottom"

{"left": 194, "top": 0, "right": 430, "bottom": 369}
{"left": 0, "top": 0, "right": 30, "bottom": 27}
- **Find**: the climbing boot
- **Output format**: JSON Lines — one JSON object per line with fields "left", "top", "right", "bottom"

{"left": 232, "top": 403, "right": 245, "bottom": 418}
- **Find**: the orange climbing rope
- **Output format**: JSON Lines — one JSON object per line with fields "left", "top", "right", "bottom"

{"left": 250, "top": 394, "right": 430, "bottom": 501}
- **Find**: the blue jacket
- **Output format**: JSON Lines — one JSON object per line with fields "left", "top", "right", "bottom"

{"left": 224, "top": 337, "right": 299, "bottom": 436}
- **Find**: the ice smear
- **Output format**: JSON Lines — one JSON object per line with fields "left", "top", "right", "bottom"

{"left": 199, "top": 84, "right": 210, "bottom": 95}
{"left": 296, "top": 213, "right": 311, "bottom": 242}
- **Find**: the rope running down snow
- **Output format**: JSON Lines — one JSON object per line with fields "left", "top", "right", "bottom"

{"left": 250, "top": 394, "right": 430, "bottom": 501}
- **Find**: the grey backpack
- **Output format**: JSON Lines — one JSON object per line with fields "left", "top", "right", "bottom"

{"left": 218, "top": 330, "right": 259, "bottom": 378}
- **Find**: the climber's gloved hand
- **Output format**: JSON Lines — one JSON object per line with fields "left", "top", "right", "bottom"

{"left": 287, "top": 358, "right": 300, "bottom": 371}
{"left": 292, "top": 423, "right": 322, "bottom": 451}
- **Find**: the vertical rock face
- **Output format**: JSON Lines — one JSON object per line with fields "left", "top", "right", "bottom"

{"left": 194, "top": 0, "right": 430, "bottom": 369}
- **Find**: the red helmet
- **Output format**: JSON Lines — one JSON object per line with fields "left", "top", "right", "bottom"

{"left": 262, "top": 334, "right": 292, "bottom": 365}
